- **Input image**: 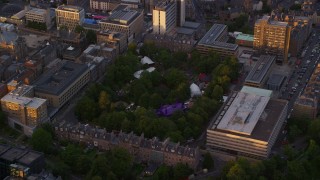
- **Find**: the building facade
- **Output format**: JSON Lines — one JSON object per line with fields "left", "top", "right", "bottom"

{"left": 99, "top": 5, "right": 143, "bottom": 42}
{"left": 0, "top": 85, "right": 48, "bottom": 136}
{"left": 34, "top": 60, "right": 90, "bottom": 109}
{"left": 0, "top": 144, "right": 45, "bottom": 179}
{"left": 196, "top": 24, "right": 239, "bottom": 57}
{"left": 54, "top": 122, "right": 200, "bottom": 169}
{"left": 153, "top": 0, "right": 177, "bottom": 34}
{"left": 55, "top": 5, "right": 85, "bottom": 31}
{"left": 25, "top": 7, "right": 53, "bottom": 30}
{"left": 254, "top": 15, "right": 291, "bottom": 64}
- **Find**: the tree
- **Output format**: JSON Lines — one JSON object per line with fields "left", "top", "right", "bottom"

{"left": 86, "top": 29, "right": 97, "bottom": 44}
{"left": 226, "top": 163, "right": 247, "bottom": 180}
{"left": 288, "top": 125, "right": 302, "bottom": 142}
{"left": 211, "top": 85, "right": 223, "bottom": 101}
{"left": 30, "top": 128, "right": 52, "bottom": 153}
{"left": 290, "top": 4, "right": 301, "bottom": 10}
{"left": 98, "top": 91, "right": 110, "bottom": 110}
{"left": 128, "top": 43, "right": 137, "bottom": 54}
{"left": 75, "top": 25, "right": 85, "bottom": 33}
{"left": 153, "top": 165, "right": 172, "bottom": 180}
{"left": 164, "top": 68, "right": 187, "bottom": 89}
{"left": 308, "top": 118, "right": 320, "bottom": 142}
{"left": 173, "top": 163, "right": 193, "bottom": 180}
{"left": 203, "top": 152, "right": 214, "bottom": 169}
{"left": 75, "top": 96, "right": 100, "bottom": 121}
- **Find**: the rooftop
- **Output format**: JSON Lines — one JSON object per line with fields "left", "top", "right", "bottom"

{"left": 211, "top": 92, "right": 288, "bottom": 141}
{"left": 26, "top": 8, "right": 47, "bottom": 15}
{"left": 236, "top": 34, "right": 254, "bottom": 42}
{"left": 0, "top": 147, "right": 26, "bottom": 161}
{"left": 100, "top": 5, "right": 140, "bottom": 25}
{"left": 34, "top": 60, "right": 88, "bottom": 96}
{"left": 267, "top": 74, "right": 286, "bottom": 86}
{"left": 182, "top": 21, "right": 201, "bottom": 29}
{"left": 198, "top": 24, "right": 238, "bottom": 50}
{"left": 18, "top": 151, "right": 43, "bottom": 165}
{"left": 240, "top": 86, "right": 273, "bottom": 97}
{"left": 245, "top": 55, "right": 275, "bottom": 84}
{"left": 176, "top": 27, "right": 195, "bottom": 35}
{"left": 216, "top": 91, "right": 270, "bottom": 135}
{"left": 56, "top": 5, "right": 83, "bottom": 12}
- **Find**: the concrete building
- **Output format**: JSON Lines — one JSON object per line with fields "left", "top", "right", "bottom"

{"left": 254, "top": 15, "right": 291, "bottom": 64}
{"left": 244, "top": 55, "right": 275, "bottom": 88}
{"left": 97, "top": 30, "right": 128, "bottom": 55}
{"left": 54, "top": 122, "right": 200, "bottom": 169}
{"left": 0, "top": 85, "right": 48, "bottom": 136}
{"left": 176, "top": 0, "right": 185, "bottom": 26}
{"left": 153, "top": 0, "right": 177, "bottom": 34}
{"left": 90, "top": 0, "right": 141, "bottom": 12}
{"left": 25, "top": 7, "right": 54, "bottom": 30}
{"left": 235, "top": 33, "right": 254, "bottom": 47}
{"left": 207, "top": 87, "right": 288, "bottom": 159}
{"left": 55, "top": 5, "right": 85, "bottom": 31}
{"left": 293, "top": 63, "right": 320, "bottom": 119}
{"left": 196, "top": 24, "right": 239, "bottom": 57}
{"left": 267, "top": 74, "right": 286, "bottom": 91}
{"left": 254, "top": 14, "right": 312, "bottom": 63}
{"left": 99, "top": 5, "right": 143, "bottom": 42}
{"left": 0, "top": 144, "right": 45, "bottom": 179}
{"left": 34, "top": 60, "right": 90, "bottom": 109}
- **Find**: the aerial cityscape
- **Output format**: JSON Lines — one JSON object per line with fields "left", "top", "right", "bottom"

{"left": 0, "top": 0, "right": 319, "bottom": 179}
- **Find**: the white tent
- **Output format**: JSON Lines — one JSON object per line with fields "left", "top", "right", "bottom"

{"left": 146, "top": 67, "right": 155, "bottom": 72}
{"left": 190, "top": 83, "right": 202, "bottom": 97}
{"left": 133, "top": 70, "right": 144, "bottom": 79}
{"left": 141, "top": 56, "right": 154, "bottom": 65}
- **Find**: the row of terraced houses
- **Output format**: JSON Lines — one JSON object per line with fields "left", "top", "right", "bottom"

{"left": 54, "top": 122, "right": 200, "bottom": 169}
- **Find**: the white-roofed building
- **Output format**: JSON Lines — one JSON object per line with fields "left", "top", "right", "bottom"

{"left": 207, "top": 89, "right": 288, "bottom": 159}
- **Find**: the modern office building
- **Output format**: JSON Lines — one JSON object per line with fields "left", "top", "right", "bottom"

{"left": 152, "top": 0, "right": 177, "bottom": 34}
{"left": 254, "top": 15, "right": 291, "bottom": 64}
{"left": 0, "top": 85, "right": 48, "bottom": 136}
{"left": 196, "top": 24, "right": 239, "bottom": 57}
{"left": 25, "top": 7, "right": 54, "bottom": 30}
{"left": 99, "top": 5, "right": 143, "bottom": 42}
{"left": 244, "top": 55, "right": 275, "bottom": 88}
{"left": 207, "top": 87, "right": 288, "bottom": 159}
{"left": 176, "top": 0, "right": 185, "bottom": 26}
{"left": 33, "top": 60, "right": 90, "bottom": 109}
{"left": 0, "top": 144, "right": 45, "bottom": 179}
{"left": 293, "top": 63, "right": 320, "bottom": 119}
{"left": 55, "top": 5, "right": 85, "bottom": 30}
{"left": 254, "top": 14, "right": 311, "bottom": 63}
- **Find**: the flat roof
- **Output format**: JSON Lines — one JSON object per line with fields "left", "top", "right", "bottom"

{"left": 100, "top": 5, "right": 140, "bottom": 25}
{"left": 211, "top": 93, "right": 288, "bottom": 141}
{"left": 26, "top": 8, "right": 47, "bottom": 15}
{"left": 0, "top": 147, "right": 26, "bottom": 161}
{"left": 56, "top": 5, "right": 83, "bottom": 12}
{"left": 216, "top": 91, "right": 270, "bottom": 135}
{"left": 236, "top": 34, "right": 254, "bottom": 42}
{"left": 245, "top": 55, "right": 275, "bottom": 84}
{"left": 267, "top": 74, "right": 286, "bottom": 86}
{"left": 18, "top": 151, "right": 42, "bottom": 165}
{"left": 176, "top": 27, "right": 195, "bottom": 35}
{"left": 198, "top": 24, "right": 238, "bottom": 50}
{"left": 34, "top": 60, "right": 88, "bottom": 96}
{"left": 241, "top": 86, "right": 273, "bottom": 97}
{"left": 182, "top": 21, "right": 201, "bottom": 29}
